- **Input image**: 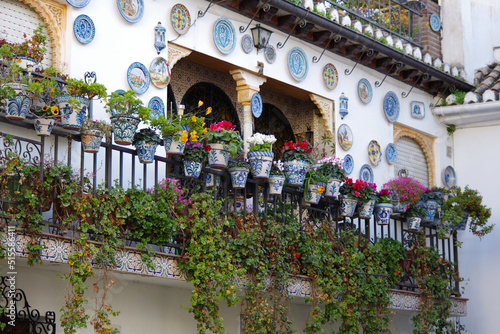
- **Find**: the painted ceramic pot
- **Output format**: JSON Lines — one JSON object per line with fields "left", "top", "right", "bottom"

{"left": 340, "top": 196, "right": 358, "bottom": 217}
{"left": 248, "top": 151, "right": 274, "bottom": 180}
{"left": 4, "top": 83, "right": 30, "bottom": 121}
{"left": 283, "top": 159, "right": 311, "bottom": 187}
{"left": 325, "top": 178, "right": 342, "bottom": 198}
{"left": 423, "top": 200, "right": 438, "bottom": 221}
{"left": 208, "top": 143, "right": 230, "bottom": 169}
{"left": 268, "top": 175, "right": 285, "bottom": 195}
{"left": 164, "top": 132, "right": 187, "bottom": 156}
{"left": 374, "top": 203, "right": 393, "bottom": 225}
{"left": 34, "top": 118, "right": 55, "bottom": 136}
{"left": 305, "top": 184, "right": 323, "bottom": 204}
{"left": 110, "top": 115, "right": 141, "bottom": 145}
{"left": 57, "top": 95, "right": 89, "bottom": 130}
{"left": 81, "top": 127, "right": 104, "bottom": 153}
{"left": 455, "top": 213, "right": 469, "bottom": 231}
{"left": 407, "top": 216, "right": 422, "bottom": 231}
{"left": 392, "top": 200, "right": 410, "bottom": 213}
{"left": 438, "top": 221, "right": 453, "bottom": 239}
{"left": 183, "top": 160, "right": 203, "bottom": 178}
{"left": 228, "top": 167, "right": 249, "bottom": 189}
{"left": 135, "top": 141, "right": 158, "bottom": 164}
{"left": 358, "top": 199, "right": 376, "bottom": 218}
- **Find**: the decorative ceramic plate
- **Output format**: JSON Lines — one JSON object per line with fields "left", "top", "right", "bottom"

{"left": 213, "top": 18, "right": 236, "bottom": 55}
{"left": 343, "top": 154, "right": 354, "bottom": 175}
{"left": 287, "top": 47, "right": 308, "bottom": 82}
{"left": 383, "top": 91, "right": 400, "bottom": 123}
{"left": 149, "top": 57, "right": 170, "bottom": 89}
{"left": 410, "top": 101, "right": 425, "bottom": 119}
{"left": 148, "top": 97, "right": 165, "bottom": 118}
{"left": 323, "top": 63, "right": 338, "bottom": 90}
{"left": 251, "top": 93, "right": 263, "bottom": 118}
{"left": 127, "top": 62, "right": 150, "bottom": 94}
{"left": 171, "top": 4, "right": 191, "bottom": 35}
{"left": 265, "top": 45, "right": 276, "bottom": 64}
{"left": 442, "top": 166, "right": 457, "bottom": 188}
{"left": 66, "top": 0, "right": 91, "bottom": 8}
{"left": 117, "top": 0, "right": 144, "bottom": 23}
{"left": 368, "top": 140, "right": 382, "bottom": 166}
{"left": 73, "top": 15, "right": 95, "bottom": 44}
{"left": 241, "top": 34, "right": 253, "bottom": 54}
{"left": 386, "top": 143, "right": 397, "bottom": 164}
{"left": 358, "top": 78, "right": 372, "bottom": 104}
{"left": 359, "top": 164, "right": 374, "bottom": 183}
{"left": 429, "top": 13, "right": 441, "bottom": 32}
{"left": 337, "top": 124, "right": 353, "bottom": 151}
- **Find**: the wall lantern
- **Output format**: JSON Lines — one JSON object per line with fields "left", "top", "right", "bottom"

{"left": 154, "top": 22, "right": 166, "bottom": 55}
{"left": 250, "top": 24, "right": 272, "bottom": 52}
{"left": 339, "top": 92, "right": 349, "bottom": 120}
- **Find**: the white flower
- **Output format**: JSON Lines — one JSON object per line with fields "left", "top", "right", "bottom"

{"left": 246, "top": 133, "right": 277, "bottom": 146}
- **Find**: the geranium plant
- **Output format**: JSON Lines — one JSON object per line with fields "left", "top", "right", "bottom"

{"left": 182, "top": 142, "right": 209, "bottom": 163}
{"left": 201, "top": 120, "right": 243, "bottom": 156}
{"left": 376, "top": 189, "right": 393, "bottom": 204}
{"left": 383, "top": 176, "right": 426, "bottom": 206}
{"left": 339, "top": 177, "right": 364, "bottom": 199}
{"left": 132, "top": 128, "right": 162, "bottom": 145}
{"left": 246, "top": 133, "right": 277, "bottom": 152}
{"left": 227, "top": 151, "right": 250, "bottom": 169}
{"left": 280, "top": 140, "right": 313, "bottom": 164}
{"left": 317, "top": 155, "right": 345, "bottom": 179}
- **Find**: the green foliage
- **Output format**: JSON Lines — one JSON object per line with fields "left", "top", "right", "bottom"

{"left": 65, "top": 78, "right": 107, "bottom": 100}
{"left": 446, "top": 124, "right": 456, "bottom": 136}
{"left": 105, "top": 90, "right": 150, "bottom": 117}
{"left": 132, "top": 127, "right": 162, "bottom": 145}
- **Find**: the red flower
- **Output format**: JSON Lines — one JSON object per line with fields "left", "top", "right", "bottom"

{"left": 295, "top": 252, "right": 300, "bottom": 259}
{"left": 396, "top": 271, "right": 400, "bottom": 275}
{"left": 203, "top": 145, "right": 211, "bottom": 152}
{"left": 354, "top": 192, "right": 360, "bottom": 197}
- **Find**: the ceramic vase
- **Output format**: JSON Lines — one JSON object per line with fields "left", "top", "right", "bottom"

{"left": 164, "top": 132, "right": 186, "bottom": 156}
{"left": 110, "top": 115, "right": 141, "bottom": 145}
{"left": 228, "top": 167, "right": 249, "bottom": 189}
{"left": 81, "top": 127, "right": 104, "bottom": 153}
{"left": 422, "top": 200, "right": 438, "bottom": 221}
{"left": 374, "top": 203, "right": 393, "bottom": 225}
{"left": 455, "top": 213, "right": 469, "bottom": 231}
{"left": 4, "top": 83, "right": 30, "bottom": 121}
{"left": 183, "top": 160, "right": 203, "bottom": 178}
{"left": 407, "top": 216, "right": 422, "bottom": 231}
{"left": 208, "top": 143, "right": 230, "bottom": 169}
{"left": 34, "top": 118, "right": 55, "bottom": 136}
{"left": 248, "top": 151, "right": 274, "bottom": 180}
{"left": 305, "top": 184, "right": 323, "bottom": 204}
{"left": 392, "top": 200, "right": 410, "bottom": 213}
{"left": 268, "top": 175, "right": 285, "bottom": 195}
{"left": 283, "top": 159, "right": 311, "bottom": 187}
{"left": 57, "top": 95, "right": 89, "bottom": 130}
{"left": 340, "top": 196, "right": 358, "bottom": 217}
{"left": 324, "top": 178, "right": 342, "bottom": 198}
{"left": 135, "top": 141, "right": 158, "bottom": 164}
{"left": 358, "top": 199, "right": 376, "bottom": 218}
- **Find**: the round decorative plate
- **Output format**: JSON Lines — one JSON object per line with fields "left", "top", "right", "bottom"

{"left": 337, "top": 124, "right": 353, "bottom": 151}
{"left": 359, "top": 164, "right": 374, "bottom": 183}
{"left": 343, "top": 154, "right": 354, "bottom": 175}
{"left": 127, "top": 62, "right": 150, "bottom": 95}
{"left": 358, "top": 78, "right": 372, "bottom": 104}
{"left": 149, "top": 57, "right": 170, "bottom": 89}
{"left": 251, "top": 93, "right": 263, "bottom": 118}
{"left": 383, "top": 91, "right": 400, "bottom": 123}
{"left": 368, "top": 140, "right": 382, "bottom": 166}
{"left": 66, "top": 0, "right": 91, "bottom": 8}
{"left": 148, "top": 97, "right": 165, "bottom": 118}
{"left": 265, "top": 45, "right": 276, "bottom": 64}
{"left": 287, "top": 47, "right": 308, "bottom": 82}
{"left": 73, "top": 15, "right": 95, "bottom": 44}
{"left": 323, "top": 63, "right": 338, "bottom": 90}
{"left": 442, "top": 166, "right": 457, "bottom": 188}
{"left": 116, "top": 0, "right": 144, "bottom": 23}
{"left": 171, "top": 4, "right": 191, "bottom": 35}
{"left": 241, "top": 34, "right": 253, "bottom": 54}
{"left": 386, "top": 143, "right": 397, "bottom": 164}
{"left": 429, "top": 13, "right": 441, "bottom": 32}
{"left": 213, "top": 18, "right": 236, "bottom": 55}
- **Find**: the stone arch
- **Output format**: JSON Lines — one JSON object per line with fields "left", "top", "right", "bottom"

{"left": 394, "top": 123, "right": 436, "bottom": 186}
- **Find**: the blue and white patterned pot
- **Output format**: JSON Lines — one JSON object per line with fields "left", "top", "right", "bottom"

{"left": 205, "top": 173, "right": 215, "bottom": 187}
{"left": 358, "top": 199, "right": 376, "bottom": 218}
{"left": 305, "top": 184, "right": 323, "bottom": 204}
{"left": 183, "top": 160, "right": 203, "bottom": 178}
{"left": 407, "top": 216, "right": 422, "bottom": 231}
{"left": 208, "top": 143, "right": 230, "bottom": 169}
{"left": 4, "top": 83, "right": 30, "bottom": 121}
{"left": 34, "top": 118, "right": 55, "bottom": 136}
{"left": 455, "top": 213, "right": 469, "bottom": 231}
{"left": 268, "top": 175, "right": 285, "bottom": 195}
{"left": 248, "top": 151, "right": 274, "bottom": 180}
{"left": 57, "top": 95, "right": 89, "bottom": 130}
{"left": 374, "top": 203, "right": 393, "bottom": 225}
{"left": 135, "top": 142, "right": 158, "bottom": 164}
{"left": 340, "top": 196, "right": 358, "bottom": 217}
{"left": 438, "top": 220, "right": 453, "bottom": 239}
{"left": 325, "top": 178, "right": 342, "bottom": 198}
{"left": 392, "top": 200, "right": 410, "bottom": 213}
{"left": 228, "top": 167, "right": 249, "bottom": 189}
{"left": 164, "top": 132, "right": 186, "bottom": 156}
{"left": 283, "top": 159, "right": 311, "bottom": 187}
{"left": 110, "top": 115, "right": 141, "bottom": 145}
{"left": 81, "top": 127, "right": 104, "bottom": 153}
{"left": 423, "top": 200, "right": 438, "bottom": 221}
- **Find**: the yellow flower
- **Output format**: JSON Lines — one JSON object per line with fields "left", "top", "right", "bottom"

{"left": 42, "top": 105, "right": 49, "bottom": 111}
{"left": 180, "top": 130, "right": 189, "bottom": 143}
{"left": 191, "top": 115, "right": 196, "bottom": 123}
{"left": 316, "top": 186, "right": 325, "bottom": 194}
{"left": 203, "top": 128, "right": 208, "bottom": 133}
{"left": 206, "top": 107, "right": 212, "bottom": 115}
{"left": 323, "top": 293, "right": 328, "bottom": 299}
{"left": 69, "top": 260, "right": 75, "bottom": 266}
{"left": 202, "top": 122, "right": 206, "bottom": 127}
{"left": 50, "top": 106, "right": 59, "bottom": 115}
{"left": 16, "top": 57, "right": 22, "bottom": 63}
{"left": 198, "top": 100, "right": 204, "bottom": 107}
{"left": 190, "top": 131, "right": 199, "bottom": 142}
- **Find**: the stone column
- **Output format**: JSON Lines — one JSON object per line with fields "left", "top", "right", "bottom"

{"left": 229, "top": 70, "right": 267, "bottom": 152}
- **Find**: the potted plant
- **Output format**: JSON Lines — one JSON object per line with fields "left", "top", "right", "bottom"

{"left": 268, "top": 160, "right": 286, "bottom": 195}
{"left": 280, "top": 140, "right": 314, "bottom": 187}
{"left": 80, "top": 118, "right": 112, "bottom": 153}
{"left": 201, "top": 120, "right": 243, "bottom": 169}
{"left": 356, "top": 181, "right": 378, "bottom": 218}
{"left": 374, "top": 189, "right": 394, "bottom": 225}
{"left": 132, "top": 128, "right": 162, "bottom": 164}
{"left": 419, "top": 187, "right": 442, "bottom": 221}
{"left": 227, "top": 151, "right": 250, "bottom": 189}
{"left": 181, "top": 142, "right": 210, "bottom": 178}
{"left": 303, "top": 169, "right": 328, "bottom": 205}
{"left": 338, "top": 177, "right": 365, "bottom": 217}
{"left": 246, "top": 132, "right": 277, "bottom": 180}
{"left": 383, "top": 176, "right": 426, "bottom": 213}
{"left": 403, "top": 204, "right": 426, "bottom": 231}
{"left": 317, "top": 155, "right": 345, "bottom": 198}
{"left": 30, "top": 104, "right": 61, "bottom": 136}
{"left": 105, "top": 90, "right": 150, "bottom": 145}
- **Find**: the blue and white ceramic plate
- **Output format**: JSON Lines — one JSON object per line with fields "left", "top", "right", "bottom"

{"left": 429, "top": 13, "right": 441, "bottom": 32}
{"left": 383, "top": 91, "right": 400, "bottom": 123}
{"left": 213, "top": 18, "right": 236, "bottom": 55}
{"left": 148, "top": 97, "right": 165, "bottom": 118}
{"left": 241, "top": 34, "right": 253, "bottom": 54}
{"left": 265, "top": 45, "right": 276, "bottom": 64}
{"left": 251, "top": 93, "right": 263, "bottom": 118}
{"left": 442, "top": 166, "right": 457, "bottom": 188}
{"left": 337, "top": 124, "right": 353, "bottom": 151}
{"left": 287, "top": 47, "right": 308, "bottom": 82}
{"left": 67, "top": 0, "right": 91, "bottom": 8}
{"left": 359, "top": 164, "right": 374, "bottom": 183}
{"left": 358, "top": 78, "right": 372, "bottom": 104}
{"left": 73, "top": 15, "right": 95, "bottom": 44}
{"left": 368, "top": 140, "right": 382, "bottom": 166}
{"left": 127, "top": 62, "right": 150, "bottom": 95}
{"left": 386, "top": 143, "right": 397, "bottom": 164}
{"left": 117, "top": 0, "right": 144, "bottom": 23}
{"left": 343, "top": 154, "right": 354, "bottom": 175}
{"left": 323, "top": 63, "right": 338, "bottom": 90}
{"left": 410, "top": 101, "right": 425, "bottom": 119}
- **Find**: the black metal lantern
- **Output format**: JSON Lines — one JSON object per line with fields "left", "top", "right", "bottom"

{"left": 250, "top": 24, "right": 272, "bottom": 51}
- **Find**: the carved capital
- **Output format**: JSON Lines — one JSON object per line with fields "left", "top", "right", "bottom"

{"left": 230, "top": 69, "right": 266, "bottom": 105}
{"left": 168, "top": 43, "right": 192, "bottom": 69}
{"left": 309, "top": 93, "right": 334, "bottom": 136}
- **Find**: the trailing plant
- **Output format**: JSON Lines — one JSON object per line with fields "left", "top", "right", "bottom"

{"left": 181, "top": 141, "right": 210, "bottom": 163}
{"left": 64, "top": 78, "right": 107, "bottom": 100}
{"left": 80, "top": 118, "right": 112, "bottom": 137}
{"left": 105, "top": 90, "right": 150, "bottom": 117}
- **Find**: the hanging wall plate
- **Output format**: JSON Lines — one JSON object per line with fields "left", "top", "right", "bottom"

{"left": 117, "top": 0, "right": 144, "bottom": 23}
{"left": 251, "top": 93, "right": 263, "bottom": 118}
{"left": 149, "top": 57, "right": 171, "bottom": 89}
{"left": 383, "top": 91, "right": 400, "bottom": 123}
{"left": 213, "top": 18, "right": 236, "bottom": 55}
{"left": 73, "top": 14, "right": 95, "bottom": 44}
{"left": 337, "top": 124, "right": 353, "bottom": 151}
{"left": 343, "top": 154, "right": 354, "bottom": 175}
{"left": 127, "top": 62, "right": 150, "bottom": 94}
{"left": 368, "top": 140, "right": 382, "bottom": 166}
{"left": 265, "top": 45, "right": 276, "bottom": 64}
{"left": 148, "top": 97, "right": 165, "bottom": 118}
{"left": 287, "top": 47, "right": 308, "bottom": 82}
{"left": 241, "top": 34, "right": 253, "bottom": 54}
{"left": 67, "top": 0, "right": 91, "bottom": 8}
{"left": 171, "top": 4, "right": 191, "bottom": 35}
{"left": 358, "top": 78, "right": 373, "bottom": 104}
{"left": 442, "top": 166, "right": 457, "bottom": 188}
{"left": 410, "top": 101, "right": 425, "bottom": 119}
{"left": 359, "top": 164, "right": 374, "bottom": 183}
{"left": 386, "top": 143, "right": 397, "bottom": 165}
{"left": 429, "top": 13, "right": 441, "bottom": 32}
{"left": 323, "top": 63, "right": 338, "bottom": 90}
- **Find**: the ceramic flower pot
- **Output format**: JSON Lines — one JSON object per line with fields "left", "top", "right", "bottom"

{"left": 208, "top": 143, "right": 230, "bottom": 169}
{"left": 422, "top": 200, "right": 438, "bottom": 221}
{"left": 268, "top": 175, "right": 285, "bottom": 195}
{"left": 81, "top": 127, "right": 104, "bottom": 153}
{"left": 34, "top": 118, "right": 55, "bottom": 136}
{"left": 183, "top": 160, "right": 203, "bottom": 178}
{"left": 455, "top": 213, "right": 469, "bottom": 231}
{"left": 392, "top": 200, "right": 410, "bottom": 213}
{"left": 134, "top": 141, "right": 158, "bottom": 164}
{"left": 340, "top": 196, "right": 358, "bottom": 217}
{"left": 438, "top": 220, "right": 453, "bottom": 239}
{"left": 110, "top": 115, "right": 141, "bottom": 145}
{"left": 374, "top": 203, "right": 393, "bottom": 225}
{"left": 407, "top": 216, "right": 422, "bottom": 231}
{"left": 228, "top": 167, "right": 249, "bottom": 189}
{"left": 324, "top": 178, "right": 342, "bottom": 198}
{"left": 164, "top": 131, "right": 187, "bottom": 156}
{"left": 358, "top": 199, "right": 376, "bottom": 218}
{"left": 283, "top": 159, "right": 311, "bottom": 187}
{"left": 248, "top": 151, "right": 274, "bottom": 180}
{"left": 4, "top": 83, "right": 30, "bottom": 121}
{"left": 305, "top": 184, "right": 324, "bottom": 205}
{"left": 57, "top": 95, "right": 89, "bottom": 130}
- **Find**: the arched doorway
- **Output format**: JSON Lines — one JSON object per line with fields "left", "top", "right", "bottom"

{"left": 255, "top": 103, "right": 295, "bottom": 157}
{"left": 394, "top": 136, "right": 429, "bottom": 186}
